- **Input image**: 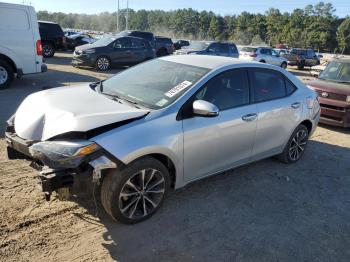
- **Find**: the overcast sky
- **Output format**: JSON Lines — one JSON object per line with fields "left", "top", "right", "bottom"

{"left": 3, "top": 0, "right": 350, "bottom": 17}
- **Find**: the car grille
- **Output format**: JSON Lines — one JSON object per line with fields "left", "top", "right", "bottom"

{"left": 315, "top": 90, "right": 347, "bottom": 101}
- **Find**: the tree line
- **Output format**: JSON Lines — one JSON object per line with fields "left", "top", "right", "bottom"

{"left": 37, "top": 2, "right": 350, "bottom": 54}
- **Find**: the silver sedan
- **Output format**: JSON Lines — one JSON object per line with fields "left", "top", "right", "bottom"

{"left": 6, "top": 55, "right": 320, "bottom": 224}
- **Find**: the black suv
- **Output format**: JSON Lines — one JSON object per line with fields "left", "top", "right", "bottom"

{"left": 38, "top": 21, "right": 66, "bottom": 58}
{"left": 118, "top": 30, "right": 156, "bottom": 48}
{"left": 155, "top": 37, "right": 174, "bottom": 56}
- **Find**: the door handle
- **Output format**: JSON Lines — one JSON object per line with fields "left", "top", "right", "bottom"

{"left": 291, "top": 102, "right": 301, "bottom": 109}
{"left": 242, "top": 113, "right": 257, "bottom": 122}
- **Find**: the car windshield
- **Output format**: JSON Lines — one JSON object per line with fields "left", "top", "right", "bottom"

{"left": 101, "top": 59, "right": 210, "bottom": 109}
{"left": 89, "top": 37, "right": 115, "bottom": 47}
{"left": 319, "top": 61, "right": 350, "bottom": 83}
{"left": 186, "top": 42, "right": 210, "bottom": 50}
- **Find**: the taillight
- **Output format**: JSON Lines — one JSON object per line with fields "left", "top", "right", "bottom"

{"left": 249, "top": 53, "right": 257, "bottom": 58}
{"left": 36, "top": 40, "right": 42, "bottom": 56}
{"left": 296, "top": 55, "right": 301, "bottom": 61}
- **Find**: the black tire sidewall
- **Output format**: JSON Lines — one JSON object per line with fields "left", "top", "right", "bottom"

{"left": 101, "top": 157, "right": 170, "bottom": 224}
{"left": 281, "top": 124, "right": 309, "bottom": 164}
{"left": 281, "top": 62, "right": 287, "bottom": 69}
{"left": 0, "top": 60, "right": 14, "bottom": 90}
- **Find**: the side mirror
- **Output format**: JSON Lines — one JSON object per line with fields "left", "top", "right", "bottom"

{"left": 193, "top": 100, "right": 219, "bottom": 117}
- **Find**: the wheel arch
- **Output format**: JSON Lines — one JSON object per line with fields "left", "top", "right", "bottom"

{"left": 0, "top": 53, "right": 17, "bottom": 73}
{"left": 299, "top": 119, "right": 313, "bottom": 135}
{"left": 123, "top": 152, "right": 178, "bottom": 189}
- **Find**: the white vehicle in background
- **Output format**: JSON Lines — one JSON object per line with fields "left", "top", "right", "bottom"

{"left": 240, "top": 46, "right": 288, "bottom": 69}
{"left": 0, "top": 2, "right": 47, "bottom": 89}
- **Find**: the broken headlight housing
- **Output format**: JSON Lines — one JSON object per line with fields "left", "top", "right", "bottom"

{"left": 29, "top": 140, "right": 101, "bottom": 169}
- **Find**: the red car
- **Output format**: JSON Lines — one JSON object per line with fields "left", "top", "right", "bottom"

{"left": 306, "top": 59, "right": 350, "bottom": 127}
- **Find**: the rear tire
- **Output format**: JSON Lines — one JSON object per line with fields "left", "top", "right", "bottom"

{"left": 297, "top": 61, "right": 305, "bottom": 70}
{"left": 0, "top": 59, "right": 14, "bottom": 90}
{"left": 260, "top": 60, "right": 266, "bottom": 63}
{"left": 281, "top": 62, "right": 287, "bottom": 69}
{"left": 42, "top": 42, "right": 55, "bottom": 58}
{"left": 101, "top": 156, "right": 170, "bottom": 224}
{"left": 278, "top": 124, "right": 309, "bottom": 164}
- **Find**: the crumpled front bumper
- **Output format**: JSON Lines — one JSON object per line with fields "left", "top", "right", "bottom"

{"left": 5, "top": 120, "right": 119, "bottom": 200}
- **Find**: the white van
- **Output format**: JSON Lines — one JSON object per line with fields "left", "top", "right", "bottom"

{"left": 0, "top": 3, "right": 47, "bottom": 89}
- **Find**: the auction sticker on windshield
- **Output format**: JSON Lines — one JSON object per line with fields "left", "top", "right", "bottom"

{"left": 165, "top": 81, "right": 192, "bottom": 98}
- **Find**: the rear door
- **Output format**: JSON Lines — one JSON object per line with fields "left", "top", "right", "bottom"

{"left": 110, "top": 37, "right": 133, "bottom": 64}
{"left": 130, "top": 38, "right": 147, "bottom": 63}
{"left": 248, "top": 68, "right": 301, "bottom": 160}
{"left": 182, "top": 69, "right": 257, "bottom": 181}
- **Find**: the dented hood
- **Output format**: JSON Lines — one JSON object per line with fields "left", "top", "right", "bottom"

{"left": 14, "top": 84, "right": 149, "bottom": 141}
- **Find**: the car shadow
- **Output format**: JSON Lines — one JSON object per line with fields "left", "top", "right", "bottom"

{"left": 318, "top": 123, "right": 350, "bottom": 134}
{"left": 72, "top": 140, "right": 350, "bottom": 262}
{"left": 287, "top": 67, "right": 313, "bottom": 78}
{"left": 0, "top": 69, "right": 100, "bottom": 136}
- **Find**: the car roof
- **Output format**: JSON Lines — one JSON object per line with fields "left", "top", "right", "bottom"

{"left": 38, "top": 21, "right": 59, "bottom": 25}
{"left": 160, "top": 55, "right": 263, "bottom": 69}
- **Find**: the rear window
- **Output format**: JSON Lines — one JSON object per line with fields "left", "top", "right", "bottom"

{"left": 291, "top": 49, "right": 307, "bottom": 56}
{"left": 241, "top": 47, "right": 257, "bottom": 52}
{"left": 157, "top": 38, "right": 173, "bottom": 44}
{"left": 0, "top": 7, "right": 29, "bottom": 30}
{"left": 39, "top": 22, "right": 64, "bottom": 36}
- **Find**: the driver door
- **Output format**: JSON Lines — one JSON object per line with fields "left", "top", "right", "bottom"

{"left": 182, "top": 69, "right": 258, "bottom": 181}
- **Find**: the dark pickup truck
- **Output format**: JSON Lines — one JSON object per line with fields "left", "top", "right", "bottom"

{"left": 282, "top": 48, "right": 320, "bottom": 70}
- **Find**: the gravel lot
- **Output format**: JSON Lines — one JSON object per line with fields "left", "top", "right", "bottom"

{"left": 0, "top": 53, "right": 350, "bottom": 262}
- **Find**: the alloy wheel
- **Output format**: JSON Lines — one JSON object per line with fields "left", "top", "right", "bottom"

{"left": 119, "top": 168, "right": 165, "bottom": 220}
{"left": 289, "top": 129, "right": 308, "bottom": 161}
{"left": 0, "top": 66, "right": 8, "bottom": 85}
{"left": 97, "top": 57, "right": 110, "bottom": 70}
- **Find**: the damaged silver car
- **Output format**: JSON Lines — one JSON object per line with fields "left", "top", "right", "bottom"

{"left": 6, "top": 55, "right": 320, "bottom": 224}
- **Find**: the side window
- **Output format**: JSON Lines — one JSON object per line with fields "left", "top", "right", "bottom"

{"left": 250, "top": 69, "right": 287, "bottom": 103}
{"left": 208, "top": 43, "right": 219, "bottom": 52}
{"left": 113, "top": 38, "right": 132, "bottom": 48}
{"left": 307, "top": 50, "right": 315, "bottom": 57}
{"left": 229, "top": 44, "right": 238, "bottom": 54}
{"left": 218, "top": 43, "right": 229, "bottom": 53}
{"left": 195, "top": 70, "right": 249, "bottom": 111}
{"left": 131, "top": 38, "right": 145, "bottom": 48}
{"left": 286, "top": 80, "right": 297, "bottom": 95}
{"left": 271, "top": 49, "right": 278, "bottom": 56}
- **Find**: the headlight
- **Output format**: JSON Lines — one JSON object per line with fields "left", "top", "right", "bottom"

{"left": 347, "top": 96, "right": 350, "bottom": 103}
{"left": 29, "top": 140, "right": 101, "bottom": 169}
{"left": 84, "top": 49, "right": 96, "bottom": 54}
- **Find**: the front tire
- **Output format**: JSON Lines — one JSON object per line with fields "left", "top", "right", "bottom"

{"left": 95, "top": 56, "right": 111, "bottom": 71}
{"left": 278, "top": 124, "right": 309, "bottom": 164}
{"left": 0, "top": 60, "right": 14, "bottom": 90}
{"left": 101, "top": 157, "right": 170, "bottom": 224}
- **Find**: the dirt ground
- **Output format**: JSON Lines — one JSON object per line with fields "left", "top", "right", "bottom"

{"left": 0, "top": 53, "right": 350, "bottom": 262}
